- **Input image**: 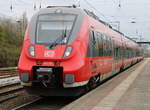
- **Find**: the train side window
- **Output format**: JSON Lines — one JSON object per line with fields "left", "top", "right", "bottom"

{"left": 102, "top": 34, "right": 105, "bottom": 56}
{"left": 109, "top": 37, "right": 113, "bottom": 56}
{"left": 103, "top": 34, "right": 107, "bottom": 56}
{"left": 105, "top": 35, "right": 108, "bottom": 56}
{"left": 89, "top": 30, "right": 99, "bottom": 57}
{"left": 124, "top": 46, "right": 127, "bottom": 59}
{"left": 106, "top": 35, "right": 111, "bottom": 56}
{"left": 105, "top": 35, "right": 107, "bottom": 56}
{"left": 94, "top": 31, "right": 99, "bottom": 57}
{"left": 119, "top": 46, "right": 121, "bottom": 59}
{"left": 98, "top": 33, "right": 103, "bottom": 56}
{"left": 112, "top": 38, "right": 116, "bottom": 57}
{"left": 87, "top": 30, "right": 94, "bottom": 57}
{"left": 120, "top": 46, "right": 123, "bottom": 59}
{"left": 107, "top": 36, "right": 111, "bottom": 56}
{"left": 114, "top": 43, "right": 119, "bottom": 60}
{"left": 92, "top": 31, "right": 96, "bottom": 45}
{"left": 109, "top": 37, "right": 112, "bottom": 56}
{"left": 118, "top": 46, "right": 120, "bottom": 59}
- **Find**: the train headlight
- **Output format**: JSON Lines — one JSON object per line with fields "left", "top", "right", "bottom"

{"left": 20, "top": 73, "right": 30, "bottom": 83}
{"left": 29, "top": 45, "right": 35, "bottom": 57}
{"left": 63, "top": 46, "right": 72, "bottom": 58}
{"left": 64, "top": 74, "right": 75, "bottom": 84}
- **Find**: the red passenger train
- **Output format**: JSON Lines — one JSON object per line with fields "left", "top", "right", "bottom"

{"left": 18, "top": 6, "right": 143, "bottom": 96}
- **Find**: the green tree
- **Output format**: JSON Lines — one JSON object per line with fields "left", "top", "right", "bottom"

{"left": 0, "top": 25, "right": 5, "bottom": 42}
{"left": 0, "top": 14, "right": 28, "bottom": 67}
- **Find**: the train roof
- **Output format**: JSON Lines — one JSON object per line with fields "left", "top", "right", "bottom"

{"left": 35, "top": 6, "right": 139, "bottom": 46}
{"left": 36, "top": 6, "right": 86, "bottom": 17}
{"left": 83, "top": 9, "right": 137, "bottom": 44}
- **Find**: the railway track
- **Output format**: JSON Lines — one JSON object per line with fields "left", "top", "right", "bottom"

{"left": 11, "top": 96, "right": 76, "bottom": 110}
{"left": 11, "top": 97, "right": 42, "bottom": 110}
{"left": 0, "top": 67, "right": 18, "bottom": 78}
{"left": 0, "top": 67, "right": 22, "bottom": 104}
{"left": 0, "top": 67, "right": 17, "bottom": 72}
{"left": 0, "top": 67, "right": 76, "bottom": 110}
{"left": 0, "top": 75, "right": 75, "bottom": 110}
{"left": 0, "top": 63, "right": 142, "bottom": 110}
{"left": 0, "top": 82, "right": 23, "bottom": 103}
{"left": 0, "top": 74, "right": 17, "bottom": 79}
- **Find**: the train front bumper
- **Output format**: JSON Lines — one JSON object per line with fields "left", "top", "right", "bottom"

{"left": 19, "top": 66, "right": 89, "bottom": 88}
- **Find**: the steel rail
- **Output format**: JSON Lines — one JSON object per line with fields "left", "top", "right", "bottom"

{"left": 11, "top": 97, "right": 42, "bottom": 110}
{"left": 0, "top": 67, "right": 17, "bottom": 72}
{"left": 0, "top": 94, "right": 19, "bottom": 103}
{"left": 0, "top": 83, "right": 23, "bottom": 103}
{"left": 0, "top": 84, "right": 23, "bottom": 96}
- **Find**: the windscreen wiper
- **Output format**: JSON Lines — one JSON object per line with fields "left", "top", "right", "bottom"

{"left": 49, "top": 27, "right": 67, "bottom": 49}
{"left": 61, "top": 26, "right": 67, "bottom": 44}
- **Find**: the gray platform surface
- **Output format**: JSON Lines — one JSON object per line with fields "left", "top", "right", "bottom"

{"left": 61, "top": 59, "right": 150, "bottom": 110}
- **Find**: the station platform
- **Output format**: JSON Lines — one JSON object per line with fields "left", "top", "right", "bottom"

{"left": 61, "top": 58, "right": 150, "bottom": 110}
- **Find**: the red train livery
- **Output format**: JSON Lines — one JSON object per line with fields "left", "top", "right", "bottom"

{"left": 18, "top": 6, "right": 143, "bottom": 96}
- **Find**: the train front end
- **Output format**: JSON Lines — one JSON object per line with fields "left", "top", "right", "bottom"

{"left": 18, "top": 7, "right": 90, "bottom": 96}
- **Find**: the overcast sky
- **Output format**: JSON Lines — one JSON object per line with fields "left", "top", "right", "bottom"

{"left": 0, "top": 0, "right": 150, "bottom": 41}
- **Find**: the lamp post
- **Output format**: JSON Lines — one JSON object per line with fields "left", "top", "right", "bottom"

{"left": 129, "top": 20, "right": 142, "bottom": 42}
{"left": 16, "top": 20, "right": 22, "bottom": 37}
{"left": 119, "top": 0, "right": 121, "bottom": 8}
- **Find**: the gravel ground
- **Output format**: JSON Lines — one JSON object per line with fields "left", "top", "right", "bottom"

{"left": 0, "top": 77, "right": 20, "bottom": 87}
{"left": 0, "top": 72, "right": 18, "bottom": 79}
{"left": 0, "top": 90, "right": 76, "bottom": 110}
{"left": 0, "top": 71, "right": 17, "bottom": 76}
{"left": 0, "top": 90, "right": 39, "bottom": 110}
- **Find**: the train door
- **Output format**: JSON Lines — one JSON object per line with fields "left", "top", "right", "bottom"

{"left": 105, "top": 35, "right": 112, "bottom": 74}
{"left": 97, "top": 33, "right": 104, "bottom": 75}
{"left": 108, "top": 36, "right": 113, "bottom": 74}
{"left": 120, "top": 36, "right": 124, "bottom": 68}
{"left": 102, "top": 35, "right": 108, "bottom": 75}
{"left": 111, "top": 38, "right": 117, "bottom": 74}
{"left": 88, "top": 30, "right": 99, "bottom": 76}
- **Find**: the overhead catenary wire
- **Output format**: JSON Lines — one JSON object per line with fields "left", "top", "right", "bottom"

{"left": 75, "top": 0, "right": 81, "bottom": 7}
{"left": 83, "top": 0, "right": 110, "bottom": 22}
{"left": 18, "top": 0, "right": 32, "bottom": 5}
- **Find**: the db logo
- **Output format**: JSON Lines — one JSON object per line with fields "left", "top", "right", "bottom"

{"left": 44, "top": 51, "right": 55, "bottom": 57}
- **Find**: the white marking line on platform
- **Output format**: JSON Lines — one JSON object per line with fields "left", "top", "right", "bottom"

{"left": 92, "top": 60, "right": 148, "bottom": 110}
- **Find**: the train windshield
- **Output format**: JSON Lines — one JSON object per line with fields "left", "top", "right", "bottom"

{"left": 36, "top": 14, "right": 76, "bottom": 44}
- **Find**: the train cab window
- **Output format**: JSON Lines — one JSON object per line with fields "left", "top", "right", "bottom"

{"left": 36, "top": 14, "right": 76, "bottom": 44}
